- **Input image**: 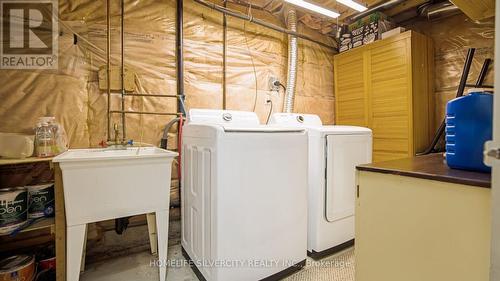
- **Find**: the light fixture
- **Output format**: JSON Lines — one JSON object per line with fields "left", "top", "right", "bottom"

{"left": 336, "top": 0, "right": 367, "bottom": 12}
{"left": 285, "top": 0, "right": 340, "bottom": 19}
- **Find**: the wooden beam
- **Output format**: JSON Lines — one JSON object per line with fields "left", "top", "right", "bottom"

{"left": 55, "top": 164, "right": 66, "bottom": 281}
{"left": 450, "top": 0, "right": 495, "bottom": 21}
{"left": 338, "top": 0, "right": 386, "bottom": 22}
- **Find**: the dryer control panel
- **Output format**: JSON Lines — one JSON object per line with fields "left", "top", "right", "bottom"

{"left": 268, "top": 113, "right": 323, "bottom": 126}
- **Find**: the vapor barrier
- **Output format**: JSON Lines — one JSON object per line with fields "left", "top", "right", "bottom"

{"left": 0, "top": 0, "right": 336, "bottom": 149}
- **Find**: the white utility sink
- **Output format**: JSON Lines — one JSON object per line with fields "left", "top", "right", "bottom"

{"left": 53, "top": 147, "right": 178, "bottom": 281}
{"left": 56, "top": 147, "right": 173, "bottom": 160}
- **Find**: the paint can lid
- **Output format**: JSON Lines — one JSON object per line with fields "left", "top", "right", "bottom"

{"left": 0, "top": 187, "right": 27, "bottom": 193}
{"left": 0, "top": 255, "right": 34, "bottom": 273}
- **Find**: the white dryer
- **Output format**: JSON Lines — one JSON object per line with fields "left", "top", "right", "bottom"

{"left": 181, "top": 109, "right": 308, "bottom": 281}
{"left": 269, "top": 113, "right": 372, "bottom": 259}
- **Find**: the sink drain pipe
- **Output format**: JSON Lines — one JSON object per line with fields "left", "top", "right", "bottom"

{"left": 284, "top": 8, "right": 298, "bottom": 113}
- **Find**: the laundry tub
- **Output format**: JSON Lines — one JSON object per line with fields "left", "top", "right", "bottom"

{"left": 53, "top": 147, "right": 177, "bottom": 281}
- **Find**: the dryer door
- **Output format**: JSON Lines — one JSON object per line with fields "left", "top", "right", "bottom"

{"left": 325, "top": 134, "right": 371, "bottom": 222}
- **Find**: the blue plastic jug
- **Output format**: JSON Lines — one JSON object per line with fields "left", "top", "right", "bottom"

{"left": 445, "top": 92, "right": 493, "bottom": 172}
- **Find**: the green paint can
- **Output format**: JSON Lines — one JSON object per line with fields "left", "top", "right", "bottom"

{"left": 0, "top": 188, "right": 28, "bottom": 235}
{"left": 27, "top": 183, "right": 55, "bottom": 219}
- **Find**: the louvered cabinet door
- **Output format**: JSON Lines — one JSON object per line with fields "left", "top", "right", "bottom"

{"left": 333, "top": 31, "right": 432, "bottom": 163}
{"left": 367, "top": 37, "right": 412, "bottom": 162}
{"left": 334, "top": 48, "right": 368, "bottom": 127}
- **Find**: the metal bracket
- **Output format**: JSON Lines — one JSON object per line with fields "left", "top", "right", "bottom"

{"left": 484, "top": 140, "right": 500, "bottom": 166}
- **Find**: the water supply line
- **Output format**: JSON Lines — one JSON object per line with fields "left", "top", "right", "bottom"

{"left": 222, "top": 0, "right": 228, "bottom": 110}
{"left": 106, "top": 0, "right": 111, "bottom": 141}
{"left": 177, "top": 0, "right": 186, "bottom": 116}
{"left": 120, "top": 0, "right": 126, "bottom": 142}
{"left": 284, "top": 8, "right": 298, "bottom": 113}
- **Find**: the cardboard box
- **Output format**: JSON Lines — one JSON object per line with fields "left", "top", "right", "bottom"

{"left": 339, "top": 12, "right": 395, "bottom": 53}
{"left": 381, "top": 27, "right": 406, "bottom": 39}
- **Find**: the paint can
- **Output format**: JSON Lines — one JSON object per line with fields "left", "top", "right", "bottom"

{"left": 0, "top": 255, "right": 35, "bottom": 281}
{"left": 34, "top": 268, "right": 55, "bottom": 281}
{"left": 36, "top": 244, "right": 55, "bottom": 271}
{"left": 26, "top": 184, "right": 54, "bottom": 219}
{"left": 0, "top": 188, "right": 28, "bottom": 235}
{"left": 38, "top": 257, "right": 55, "bottom": 272}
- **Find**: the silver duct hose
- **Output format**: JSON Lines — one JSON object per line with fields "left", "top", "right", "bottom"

{"left": 419, "top": 1, "right": 460, "bottom": 21}
{"left": 284, "top": 8, "right": 298, "bottom": 113}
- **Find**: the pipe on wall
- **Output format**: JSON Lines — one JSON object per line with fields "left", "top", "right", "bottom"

{"left": 177, "top": 0, "right": 186, "bottom": 116}
{"left": 348, "top": 0, "right": 405, "bottom": 23}
{"left": 106, "top": 0, "right": 111, "bottom": 141}
{"left": 193, "top": 0, "right": 336, "bottom": 51}
{"left": 120, "top": 0, "right": 126, "bottom": 142}
{"left": 222, "top": 0, "right": 228, "bottom": 110}
{"left": 284, "top": 8, "right": 298, "bottom": 113}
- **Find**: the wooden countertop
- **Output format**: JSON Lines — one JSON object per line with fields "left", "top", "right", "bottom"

{"left": 0, "top": 157, "right": 53, "bottom": 166}
{"left": 356, "top": 153, "right": 491, "bottom": 188}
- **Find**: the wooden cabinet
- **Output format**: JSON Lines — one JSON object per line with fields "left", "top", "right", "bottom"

{"left": 334, "top": 31, "right": 434, "bottom": 162}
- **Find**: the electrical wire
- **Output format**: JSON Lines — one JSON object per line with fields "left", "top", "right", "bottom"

{"left": 243, "top": 3, "right": 259, "bottom": 112}
{"left": 265, "top": 80, "right": 285, "bottom": 124}
{"left": 265, "top": 99, "right": 273, "bottom": 124}
{"left": 278, "top": 81, "right": 286, "bottom": 92}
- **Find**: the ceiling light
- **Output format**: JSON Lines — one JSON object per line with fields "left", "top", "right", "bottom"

{"left": 285, "top": 0, "right": 340, "bottom": 19}
{"left": 336, "top": 0, "right": 367, "bottom": 12}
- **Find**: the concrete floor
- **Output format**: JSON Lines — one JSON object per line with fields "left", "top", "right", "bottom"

{"left": 81, "top": 245, "right": 198, "bottom": 281}
{"left": 80, "top": 244, "right": 354, "bottom": 281}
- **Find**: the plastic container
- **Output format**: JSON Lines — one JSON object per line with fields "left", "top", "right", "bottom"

{"left": 445, "top": 91, "right": 493, "bottom": 172}
{"left": 0, "top": 133, "right": 34, "bottom": 159}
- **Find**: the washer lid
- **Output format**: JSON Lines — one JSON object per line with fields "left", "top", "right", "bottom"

{"left": 223, "top": 126, "right": 304, "bottom": 133}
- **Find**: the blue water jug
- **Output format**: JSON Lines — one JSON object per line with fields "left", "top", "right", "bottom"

{"left": 445, "top": 92, "right": 493, "bottom": 173}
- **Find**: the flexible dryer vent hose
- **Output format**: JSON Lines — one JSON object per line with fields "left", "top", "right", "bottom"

{"left": 284, "top": 8, "right": 298, "bottom": 113}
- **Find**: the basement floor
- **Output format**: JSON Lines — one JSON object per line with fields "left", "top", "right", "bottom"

{"left": 80, "top": 244, "right": 355, "bottom": 281}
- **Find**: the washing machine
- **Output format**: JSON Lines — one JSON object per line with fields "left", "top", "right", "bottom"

{"left": 181, "top": 109, "right": 308, "bottom": 281}
{"left": 269, "top": 113, "right": 372, "bottom": 259}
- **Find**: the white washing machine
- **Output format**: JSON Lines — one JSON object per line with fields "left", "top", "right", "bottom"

{"left": 181, "top": 109, "right": 308, "bottom": 281}
{"left": 269, "top": 113, "right": 372, "bottom": 259}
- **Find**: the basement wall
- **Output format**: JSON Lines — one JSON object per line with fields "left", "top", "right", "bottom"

{"left": 407, "top": 13, "right": 495, "bottom": 132}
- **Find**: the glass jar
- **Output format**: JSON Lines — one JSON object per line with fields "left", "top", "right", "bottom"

{"left": 35, "top": 121, "right": 55, "bottom": 158}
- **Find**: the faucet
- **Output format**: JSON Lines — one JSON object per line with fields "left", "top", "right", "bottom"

{"left": 102, "top": 123, "right": 132, "bottom": 149}
{"left": 114, "top": 123, "right": 120, "bottom": 145}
